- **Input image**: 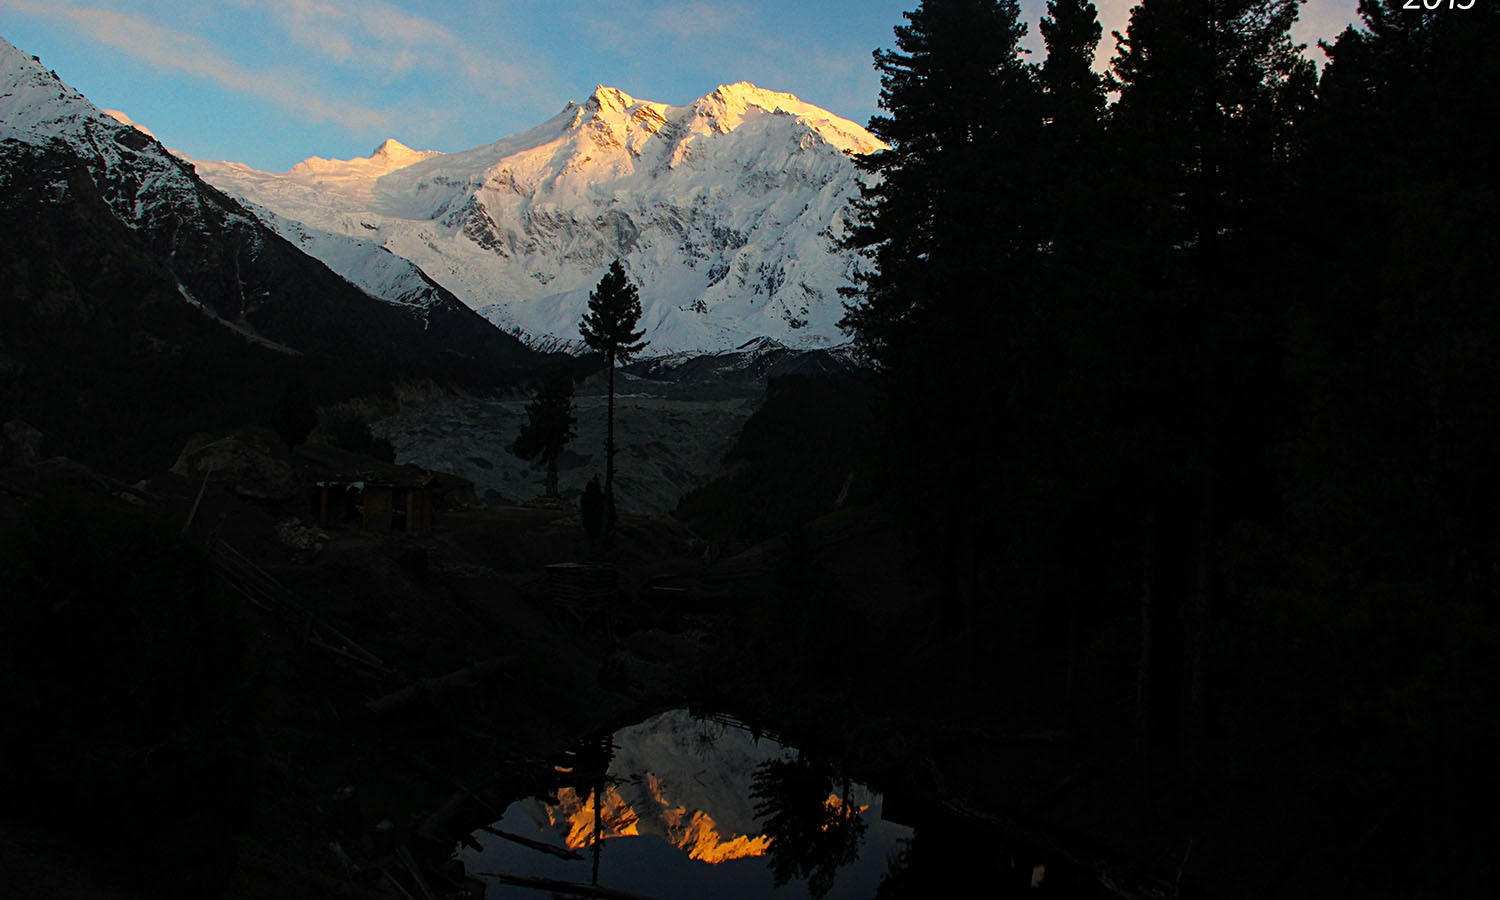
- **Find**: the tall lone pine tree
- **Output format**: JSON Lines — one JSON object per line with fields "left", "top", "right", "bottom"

{"left": 579, "top": 259, "right": 647, "bottom": 518}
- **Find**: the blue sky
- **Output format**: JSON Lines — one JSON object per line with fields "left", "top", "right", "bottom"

{"left": 0, "top": 0, "right": 1360, "bottom": 173}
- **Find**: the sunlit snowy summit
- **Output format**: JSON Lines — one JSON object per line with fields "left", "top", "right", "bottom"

{"left": 192, "top": 83, "right": 887, "bottom": 356}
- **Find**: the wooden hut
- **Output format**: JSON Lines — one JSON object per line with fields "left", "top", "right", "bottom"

{"left": 317, "top": 471, "right": 435, "bottom": 535}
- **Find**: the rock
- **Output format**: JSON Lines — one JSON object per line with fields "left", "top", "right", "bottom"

{"left": 171, "top": 434, "right": 301, "bottom": 501}
{"left": 2, "top": 419, "right": 44, "bottom": 467}
{"left": 275, "top": 518, "right": 328, "bottom": 553}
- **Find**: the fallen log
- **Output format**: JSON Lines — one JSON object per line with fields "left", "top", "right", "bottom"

{"left": 396, "top": 844, "right": 438, "bottom": 900}
{"left": 474, "top": 872, "right": 663, "bottom": 900}
{"left": 479, "top": 824, "right": 584, "bottom": 861}
{"left": 366, "top": 656, "right": 519, "bottom": 716}
{"left": 380, "top": 869, "right": 418, "bottom": 900}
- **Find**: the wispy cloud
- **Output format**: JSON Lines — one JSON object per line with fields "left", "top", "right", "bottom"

{"left": 234, "top": 0, "right": 546, "bottom": 97}
{"left": 1, "top": 0, "right": 564, "bottom": 143}
{"left": 580, "top": 1, "right": 759, "bottom": 68}
{"left": 241, "top": 0, "right": 466, "bottom": 78}
{"left": 644, "top": 1, "right": 756, "bottom": 41}
{"left": 0, "top": 0, "right": 390, "bottom": 130}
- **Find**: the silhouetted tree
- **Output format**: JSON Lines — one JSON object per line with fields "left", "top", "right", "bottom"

{"left": 841, "top": 0, "right": 1040, "bottom": 371}
{"left": 579, "top": 260, "right": 647, "bottom": 518}
{"left": 840, "top": 0, "right": 1043, "bottom": 633}
{"left": 1040, "top": 0, "right": 1105, "bottom": 138}
{"left": 1103, "top": 0, "right": 1315, "bottom": 770}
{"left": 1030, "top": 0, "right": 1110, "bottom": 722}
{"left": 269, "top": 376, "right": 316, "bottom": 450}
{"left": 512, "top": 367, "right": 577, "bottom": 499}
{"left": 580, "top": 474, "right": 606, "bottom": 547}
{"left": 751, "top": 756, "right": 867, "bottom": 898}
{"left": 1246, "top": 3, "right": 1500, "bottom": 891}
{"left": 1037, "top": 0, "right": 1106, "bottom": 250}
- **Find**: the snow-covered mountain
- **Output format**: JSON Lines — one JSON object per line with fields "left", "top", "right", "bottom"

{"left": 1, "top": 38, "right": 256, "bottom": 275}
{"left": 192, "top": 83, "right": 886, "bottom": 355}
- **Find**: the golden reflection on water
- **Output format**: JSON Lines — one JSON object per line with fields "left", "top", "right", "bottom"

{"left": 546, "top": 780, "right": 868, "bottom": 865}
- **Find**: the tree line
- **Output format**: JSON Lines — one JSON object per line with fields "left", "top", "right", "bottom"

{"left": 839, "top": 0, "right": 1500, "bottom": 892}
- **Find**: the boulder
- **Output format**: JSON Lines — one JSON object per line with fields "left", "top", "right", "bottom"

{"left": 275, "top": 517, "right": 328, "bottom": 553}
{"left": 171, "top": 434, "right": 301, "bottom": 501}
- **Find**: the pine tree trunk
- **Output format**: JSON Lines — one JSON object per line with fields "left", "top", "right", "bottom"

{"left": 1183, "top": 475, "right": 1212, "bottom": 772}
{"left": 1065, "top": 592, "right": 1079, "bottom": 738}
{"left": 939, "top": 490, "right": 965, "bottom": 632}
{"left": 1135, "top": 510, "right": 1156, "bottom": 765}
{"left": 604, "top": 351, "right": 616, "bottom": 519}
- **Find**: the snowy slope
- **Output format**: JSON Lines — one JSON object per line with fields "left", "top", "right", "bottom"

{"left": 1, "top": 37, "right": 435, "bottom": 319}
{"left": 193, "top": 83, "right": 886, "bottom": 355}
{"left": 0, "top": 34, "right": 540, "bottom": 383}
{"left": 0, "top": 35, "right": 257, "bottom": 248}
{"left": 236, "top": 198, "right": 466, "bottom": 318}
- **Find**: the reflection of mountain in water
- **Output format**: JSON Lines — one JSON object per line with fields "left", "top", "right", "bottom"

{"left": 546, "top": 780, "right": 775, "bottom": 863}
{"left": 529, "top": 710, "right": 820, "bottom": 861}
{"left": 468, "top": 709, "right": 906, "bottom": 900}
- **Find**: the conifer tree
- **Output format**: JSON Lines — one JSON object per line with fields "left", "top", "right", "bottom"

{"left": 841, "top": 0, "right": 1040, "bottom": 371}
{"left": 840, "top": 0, "right": 1043, "bottom": 630}
{"left": 579, "top": 259, "right": 647, "bottom": 515}
{"left": 1036, "top": 0, "right": 1106, "bottom": 246}
{"left": 1109, "top": 0, "right": 1313, "bottom": 257}
{"left": 1032, "top": 0, "right": 1107, "bottom": 396}
{"left": 512, "top": 367, "right": 577, "bottom": 499}
{"left": 1029, "top": 0, "right": 1109, "bottom": 723}
{"left": 1191, "top": 8, "right": 1500, "bottom": 888}
{"left": 1103, "top": 0, "right": 1314, "bottom": 505}
{"left": 1104, "top": 0, "right": 1314, "bottom": 768}
{"left": 1039, "top": 0, "right": 1104, "bottom": 139}
{"left": 1031, "top": 0, "right": 1106, "bottom": 385}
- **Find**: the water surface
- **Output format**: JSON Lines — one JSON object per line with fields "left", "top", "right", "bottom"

{"left": 460, "top": 708, "right": 912, "bottom": 899}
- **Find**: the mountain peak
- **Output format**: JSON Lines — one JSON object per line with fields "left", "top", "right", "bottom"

{"left": 286, "top": 139, "right": 439, "bottom": 179}
{"left": 371, "top": 137, "right": 413, "bottom": 157}
{"left": 681, "top": 82, "right": 884, "bottom": 154}
{"left": 587, "top": 85, "right": 638, "bottom": 112}
{"left": 708, "top": 81, "right": 796, "bottom": 110}
{"left": 0, "top": 36, "right": 123, "bottom": 148}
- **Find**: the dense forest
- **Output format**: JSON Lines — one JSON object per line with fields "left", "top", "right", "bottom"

{"left": 832, "top": 0, "right": 1499, "bottom": 893}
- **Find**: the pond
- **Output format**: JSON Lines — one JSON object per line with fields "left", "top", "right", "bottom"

{"left": 458, "top": 708, "right": 913, "bottom": 899}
